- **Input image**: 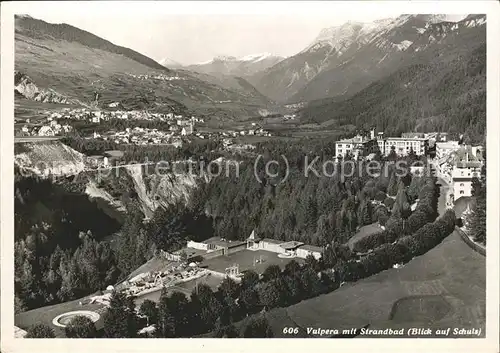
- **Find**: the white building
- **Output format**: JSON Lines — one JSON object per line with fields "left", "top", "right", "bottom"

{"left": 380, "top": 137, "right": 428, "bottom": 156}
{"left": 436, "top": 141, "right": 460, "bottom": 159}
{"left": 449, "top": 146, "right": 484, "bottom": 201}
{"left": 296, "top": 245, "right": 323, "bottom": 260}
{"left": 37, "top": 126, "right": 55, "bottom": 136}
{"left": 335, "top": 131, "right": 378, "bottom": 159}
{"left": 181, "top": 124, "right": 194, "bottom": 136}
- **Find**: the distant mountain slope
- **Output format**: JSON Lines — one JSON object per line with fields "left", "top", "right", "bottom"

{"left": 15, "top": 15, "right": 278, "bottom": 119}
{"left": 249, "top": 14, "right": 483, "bottom": 103}
{"left": 185, "top": 53, "right": 284, "bottom": 77}
{"left": 16, "top": 15, "right": 169, "bottom": 72}
{"left": 299, "top": 41, "right": 486, "bottom": 143}
{"left": 184, "top": 70, "right": 276, "bottom": 104}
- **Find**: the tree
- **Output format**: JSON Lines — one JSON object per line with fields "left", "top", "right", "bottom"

{"left": 375, "top": 205, "right": 390, "bottom": 226}
{"left": 240, "top": 315, "right": 274, "bottom": 338}
{"left": 304, "top": 254, "right": 321, "bottom": 272}
{"left": 139, "top": 299, "right": 159, "bottom": 326}
{"left": 214, "top": 320, "right": 239, "bottom": 338}
{"left": 103, "top": 291, "right": 139, "bottom": 338}
{"left": 262, "top": 265, "right": 281, "bottom": 282}
{"left": 283, "top": 260, "right": 301, "bottom": 277}
{"left": 387, "top": 172, "right": 399, "bottom": 196}
{"left": 299, "top": 266, "right": 323, "bottom": 299}
{"left": 64, "top": 315, "right": 97, "bottom": 338}
{"left": 258, "top": 278, "right": 288, "bottom": 309}
{"left": 388, "top": 146, "right": 398, "bottom": 162}
{"left": 238, "top": 286, "right": 260, "bottom": 315}
{"left": 147, "top": 203, "right": 188, "bottom": 252}
{"left": 468, "top": 195, "right": 486, "bottom": 245}
{"left": 392, "top": 183, "right": 412, "bottom": 229}
{"left": 241, "top": 270, "right": 259, "bottom": 289}
{"left": 168, "top": 291, "right": 191, "bottom": 336}
{"left": 26, "top": 324, "right": 56, "bottom": 338}
{"left": 218, "top": 277, "right": 240, "bottom": 300}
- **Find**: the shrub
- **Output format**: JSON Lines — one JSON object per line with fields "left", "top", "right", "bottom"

{"left": 65, "top": 315, "right": 97, "bottom": 338}
{"left": 383, "top": 197, "right": 395, "bottom": 209}
{"left": 26, "top": 324, "right": 56, "bottom": 338}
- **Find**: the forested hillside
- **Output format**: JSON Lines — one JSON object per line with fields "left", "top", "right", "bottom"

{"left": 299, "top": 43, "right": 486, "bottom": 143}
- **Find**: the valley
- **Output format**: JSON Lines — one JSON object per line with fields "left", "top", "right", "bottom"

{"left": 11, "top": 11, "right": 487, "bottom": 340}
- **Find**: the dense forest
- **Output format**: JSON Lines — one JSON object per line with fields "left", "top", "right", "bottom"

{"left": 299, "top": 43, "right": 486, "bottom": 144}
{"left": 14, "top": 176, "right": 122, "bottom": 311}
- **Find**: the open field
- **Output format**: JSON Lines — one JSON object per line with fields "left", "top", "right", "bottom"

{"left": 347, "top": 223, "right": 384, "bottom": 250}
{"left": 15, "top": 99, "right": 84, "bottom": 121}
{"left": 15, "top": 295, "right": 106, "bottom": 337}
{"left": 264, "top": 230, "right": 485, "bottom": 338}
{"left": 200, "top": 249, "right": 304, "bottom": 275}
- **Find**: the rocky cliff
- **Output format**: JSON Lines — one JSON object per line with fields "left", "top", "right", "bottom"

{"left": 14, "top": 71, "right": 81, "bottom": 104}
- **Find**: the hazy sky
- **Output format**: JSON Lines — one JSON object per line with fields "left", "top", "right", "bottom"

{"left": 16, "top": 1, "right": 473, "bottom": 66}
{"left": 20, "top": 10, "right": 394, "bottom": 65}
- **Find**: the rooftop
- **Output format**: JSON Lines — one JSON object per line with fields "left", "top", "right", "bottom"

{"left": 261, "top": 238, "right": 285, "bottom": 245}
{"left": 279, "top": 241, "right": 305, "bottom": 250}
{"left": 337, "top": 134, "right": 372, "bottom": 144}
{"left": 203, "top": 237, "right": 246, "bottom": 248}
{"left": 449, "top": 146, "right": 484, "bottom": 167}
{"left": 384, "top": 137, "right": 428, "bottom": 141}
{"left": 299, "top": 244, "right": 324, "bottom": 253}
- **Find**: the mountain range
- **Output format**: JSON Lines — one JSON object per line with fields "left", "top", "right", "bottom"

{"left": 14, "top": 15, "right": 279, "bottom": 120}
{"left": 298, "top": 18, "right": 486, "bottom": 142}
{"left": 247, "top": 14, "right": 484, "bottom": 103}
{"left": 183, "top": 53, "right": 284, "bottom": 77}
{"left": 14, "top": 13, "right": 486, "bottom": 132}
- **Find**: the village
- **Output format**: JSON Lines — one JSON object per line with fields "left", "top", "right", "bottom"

{"left": 15, "top": 104, "right": 273, "bottom": 150}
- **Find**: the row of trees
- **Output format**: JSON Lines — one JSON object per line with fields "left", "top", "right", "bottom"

{"left": 99, "top": 255, "right": 326, "bottom": 338}
{"left": 353, "top": 176, "right": 439, "bottom": 253}
{"left": 335, "top": 209, "right": 457, "bottom": 283}
{"left": 468, "top": 153, "right": 486, "bottom": 245}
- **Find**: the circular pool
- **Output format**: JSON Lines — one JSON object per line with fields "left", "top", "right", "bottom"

{"left": 52, "top": 310, "right": 101, "bottom": 328}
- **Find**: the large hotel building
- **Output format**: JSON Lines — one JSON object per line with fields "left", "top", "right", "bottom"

{"left": 335, "top": 130, "right": 429, "bottom": 159}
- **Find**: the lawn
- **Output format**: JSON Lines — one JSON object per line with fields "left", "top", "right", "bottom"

{"left": 15, "top": 295, "right": 106, "bottom": 337}
{"left": 265, "top": 230, "right": 485, "bottom": 338}
{"left": 200, "top": 249, "right": 304, "bottom": 275}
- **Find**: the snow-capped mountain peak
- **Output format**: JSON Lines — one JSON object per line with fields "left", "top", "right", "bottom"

{"left": 199, "top": 53, "right": 282, "bottom": 64}
{"left": 159, "top": 57, "right": 181, "bottom": 67}
{"left": 186, "top": 53, "right": 284, "bottom": 76}
{"left": 240, "top": 52, "right": 278, "bottom": 62}
{"left": 305, "top": 17, "right": 397, "bottom": 53}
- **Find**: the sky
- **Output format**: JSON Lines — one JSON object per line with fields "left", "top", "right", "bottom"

{"left": 15, "top": 1, "right": 472, "bottom": 66}
{"left": 19, "top": 9, "right": 394, "bottom": 65}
